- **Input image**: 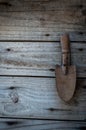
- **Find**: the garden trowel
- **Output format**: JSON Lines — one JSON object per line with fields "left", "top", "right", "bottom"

{"left": 55, "top": 34, "right": 76, "bottom": 102}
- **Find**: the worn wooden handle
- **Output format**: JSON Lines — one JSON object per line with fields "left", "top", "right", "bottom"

{"left": 60, "top": 34, "right": 70, "bottom": 75}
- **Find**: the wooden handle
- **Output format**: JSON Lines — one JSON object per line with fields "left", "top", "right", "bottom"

{"left": 60, "top": 34, "right": 70, "bottom": 75}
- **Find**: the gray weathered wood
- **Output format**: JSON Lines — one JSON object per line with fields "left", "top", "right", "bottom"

{"left": 0, "top": 0, "right": 86, "bottom": 127}
{"left": 0, "top": 0, "right": 86, "bottom": 12}
{"left": 0, "top": 118, "right": 86, "bottom": 130}
{"left": 0, "top": 0, "right": 85, "bottom": 41}
{"left": 0, "top": 42, "right": 86, "bottom": 77}
{"left": 0, "top": 77, "right": 85, "bottom": 120}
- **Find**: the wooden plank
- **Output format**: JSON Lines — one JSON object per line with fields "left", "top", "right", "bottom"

{"left": 0, "top": 0, "right": 86, "bottom": 12}
{"left": 0, "top": 77, "right": 85, "bottom": 120}
{"left": 0, "top": 118, "right": 86, "bottom": 130}
{"left": 0, "top": 42, "right": 86, "bottom": 77}
{"left": 0, "top": 9, "right": 85, "bottom": 41}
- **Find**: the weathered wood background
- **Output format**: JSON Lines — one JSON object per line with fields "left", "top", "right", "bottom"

{"left": 0, "top": 0, "right": 86, "bottom": 129}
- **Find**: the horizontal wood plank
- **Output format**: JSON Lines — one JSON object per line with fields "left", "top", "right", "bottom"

{"left": 0, "top": 0, "right": 85, "bottom": 41}
{"left": 0, "top": 42, "right": 86, "bottom": 77}
{"left": 0, "top": 77, "right": 85, "bottom": 120}
{"left": 0, "top": 0, "right": 86, "bottom": 12}
{"left": 0, "top": 119, "right": 86, "bottom": 130}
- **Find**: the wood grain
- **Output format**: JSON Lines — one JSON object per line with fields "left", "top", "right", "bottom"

{"left": 0, "top": 0, "right": 86, "bottom": 12}
{"left": 0, "top": 119, "right": 86, "bottom": 130}
{"left": 0, "top": 77, "right": 85, "bottom": 120}
{"left": 0, "top": 42, "right": 86, "bottom": 77}
{"left": 0, "top": 0, "right": 85, "bottom": 41}
{"left": 0, "top": 0, "right": 86, "bottom": 126}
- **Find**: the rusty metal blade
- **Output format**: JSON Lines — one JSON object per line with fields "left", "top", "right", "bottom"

{"left": 55, "top": 65, "right": 76, "bottom": 102}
